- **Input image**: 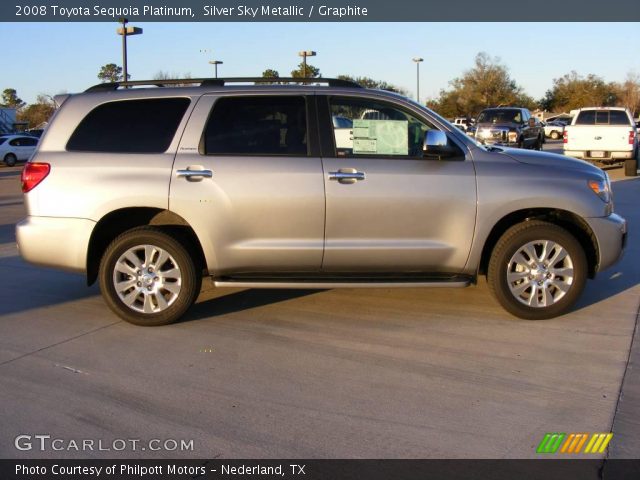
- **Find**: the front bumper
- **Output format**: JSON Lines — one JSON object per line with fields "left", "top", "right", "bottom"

{"left": 16, "top": 216, "right": 96, "bottom": 273}
{"left": 585, "top": 213, "right": 627, "bottom": 272}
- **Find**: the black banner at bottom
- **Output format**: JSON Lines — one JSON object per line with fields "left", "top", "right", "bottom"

{"left": 2, "top": 459, "right": 639, "bottom": 480}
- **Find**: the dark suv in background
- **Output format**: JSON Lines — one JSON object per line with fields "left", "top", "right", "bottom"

{"left": 475, "top": 107, "right": 544, "bottom": 150}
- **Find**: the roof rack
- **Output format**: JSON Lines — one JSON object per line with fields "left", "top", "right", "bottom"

{"left": 85, "top": 77, "right": 362, "bottom": 92}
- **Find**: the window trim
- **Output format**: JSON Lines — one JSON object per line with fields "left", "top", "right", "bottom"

{"left": 199, "top": 94, "right": 318, "bottom": 158}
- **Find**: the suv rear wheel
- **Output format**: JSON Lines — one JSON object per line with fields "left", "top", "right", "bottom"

{"left": 488, "top": 221, "right": 587, "bottom": 320}
{"left": 99, "top": 227, "right": 201, "bottom": 326}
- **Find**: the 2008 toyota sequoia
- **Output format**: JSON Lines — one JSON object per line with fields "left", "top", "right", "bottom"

{"left": 16, "top": 77, "right": 627, "bottom": 325}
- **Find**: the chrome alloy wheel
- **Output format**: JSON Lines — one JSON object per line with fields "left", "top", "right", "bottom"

{"left": 506, "top": 239, "right": 574, "bottom": 308}
{"left": 112, "top": 244, "right": 182, "bottom": 314}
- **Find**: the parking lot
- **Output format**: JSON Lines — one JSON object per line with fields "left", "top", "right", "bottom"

{"left": 0, "top": 140, "right": 638, "bottom": 460}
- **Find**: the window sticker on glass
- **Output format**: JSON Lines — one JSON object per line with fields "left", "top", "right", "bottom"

{"left": 352, "top": 119, "right": 408, "bottom": 155}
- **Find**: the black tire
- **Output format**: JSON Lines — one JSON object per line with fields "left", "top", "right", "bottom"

{"left": 487, "top": 221, "right": 587, "bottom": 320}
{"left": 625, "top": 155, "right": 638, "bottom": 177}
{"left": 4, "top": 153, "right": 17, "bottom": 167}
{"left": 550, "top": 131, "right": 560, "bottom": 140}
{"left": 99, "top": 227, "right": 201, "bottom": 326}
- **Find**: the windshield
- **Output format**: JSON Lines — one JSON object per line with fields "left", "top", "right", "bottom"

{"left": 478, "top": 109, "right": 522, "bottom": 124}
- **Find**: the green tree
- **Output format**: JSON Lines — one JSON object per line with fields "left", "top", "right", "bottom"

{"left": 1, "top": 88, "right": 26, "bottom": 110}
{"left": 291, "top": 62, "right": 320, "bottom": 79}
{"left": 261, "top": 69, "right": 281, "bottom": 84}
{"left": 427, "top": 52, "right": 533, "bottom": 118}
{"left": 262, "top": 69, "right": 280, "bottom": 79}
{"left": 336, "top": 75, "right": 408, "bottom": 95}
{"left": 540, "top": 71, "right": 617, "bottom": 112}
{"left": 98, "top": 63, "right": 125, "bottom": 83}
{"left": 612, "top": 72, "right": 640, "bottom": 117}
{"left": 17, "top": 95, "right": 55, "bottom": 128}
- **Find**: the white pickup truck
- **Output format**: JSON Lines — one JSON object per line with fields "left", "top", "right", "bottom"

{"left": 563, "top": 107, "right": 638, "bottom": 176}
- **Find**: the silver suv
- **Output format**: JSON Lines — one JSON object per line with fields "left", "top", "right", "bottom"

{"left": 16, "top": 77, "right": 627, "bottom": 325}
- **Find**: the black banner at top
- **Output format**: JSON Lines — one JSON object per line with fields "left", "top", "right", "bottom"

{"left": 2, "top": 0, "right": 640, "bottom": 22}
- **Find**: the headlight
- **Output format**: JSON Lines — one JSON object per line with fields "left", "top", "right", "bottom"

{"left": 588, "top": 177, "right": 611, "bottom": 203}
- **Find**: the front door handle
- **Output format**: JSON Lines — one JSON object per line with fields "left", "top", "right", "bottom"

{"left": 328, "top": 168, "right": 365, "bottom": 184}
{"left": 176, "top": 168, "right": 213, "bottom": 181}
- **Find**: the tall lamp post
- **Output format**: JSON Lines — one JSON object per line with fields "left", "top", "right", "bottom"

{"left": 412, "top": 57, "right": 423, "bottom": 103}
{"left": 117, "top": 17, "right": 143, "bottom": 84}
{"left": 209, "top": 60, "right": 223, "bottom": 78}
{"left": 298, "top": 50, "right": 316, "bottom": 78}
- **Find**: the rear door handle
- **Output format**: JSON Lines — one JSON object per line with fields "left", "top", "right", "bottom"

{"left": 176, "top": 168, "right": 213, "bottom": 180}
{"left": 328, "top": 168, "right": 365, "bottom": 184}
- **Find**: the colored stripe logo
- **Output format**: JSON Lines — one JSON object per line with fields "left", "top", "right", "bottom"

{"left": 537, "top": 433, "right": 612, "bottom": 454}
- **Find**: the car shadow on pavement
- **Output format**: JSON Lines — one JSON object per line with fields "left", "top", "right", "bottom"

{"left": 182, "top": 288, "right": 322, "bottom": 323}
{"left": 0, "top": 256, "right": 98, "bottom": 317}
{"left": 573, "top": 177, "right": 639, "bottom": 312}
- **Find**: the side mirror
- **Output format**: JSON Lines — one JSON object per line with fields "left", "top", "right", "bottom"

{"left": 424, "top": 130, "right": 455, "bottom": 157}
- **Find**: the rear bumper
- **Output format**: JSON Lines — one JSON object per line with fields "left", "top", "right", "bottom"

{"left": 585, "top": 213, "right": 627, "bottom": 272}
{"left": 564, "top": 150, "right": 634, "bottom": 160}
{"left": 16, "top": 216, "right": 95, "bottom": 273}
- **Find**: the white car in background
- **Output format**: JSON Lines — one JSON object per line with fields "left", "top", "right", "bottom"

{"left": 0, "top": 134, "right": 39, "bottom": 166}
{"left": 543, "top": 121, "right": 565, "bottom": 140}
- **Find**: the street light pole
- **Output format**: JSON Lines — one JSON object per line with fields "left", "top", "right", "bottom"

{"left": 209, "top": 60, "right": 223, "bottom": 78}
{"left": 120, "top": 17, "right": 128, "bottom": 82}
{"left": 412, "top": 57, "right": 424, "bottom": 103}
{"left": 298, "top": 50, "right": 316, "bottom": 78}
{"left": 117, "top": 18, "right": 142, "bottom": 84}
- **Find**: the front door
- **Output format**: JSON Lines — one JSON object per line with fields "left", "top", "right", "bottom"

{"left": 319, "top": 95, "right": 477, "bottom": 274}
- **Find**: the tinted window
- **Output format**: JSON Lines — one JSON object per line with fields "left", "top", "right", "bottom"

{"left": 67, "top": 98, "right": 190, "bottom": 153}
{"left": 576, "top": 110, "right": 631, "bottom": 126}
{"left": 609, "top": 111, "right": 631, "bottom": 125}
{"left": 20, "top": 137, "right": 38, "bottom": 146}
{"left": 477, "top": 109, "right": 522, "bottom": 124}
{"left": 9, "top": 138, "right": 29, "bottom": 146}
{"left": 204, "top": 96, "right": 308, "bottom": 156}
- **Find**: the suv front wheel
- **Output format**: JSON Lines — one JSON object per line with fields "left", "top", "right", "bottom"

{"left": 99, "top": 227, "right": 201, "bottom": 326}
{"left": 487, "top": 221, "right": 587, "bottom": 320}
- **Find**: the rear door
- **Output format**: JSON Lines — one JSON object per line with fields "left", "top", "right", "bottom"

{"left": 170, "top": 93, "right": 325, "bottom": 275}
{"left": 318, "top": 94, "right": 477, "bottom": 274}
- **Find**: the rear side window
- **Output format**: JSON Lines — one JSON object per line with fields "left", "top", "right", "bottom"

{"left": 9, "top": 137, "right": 37, "bottom": 146}
{"left": 203, "top": 96, "right": 308, "bottom": 156}
{"left": 67, "top": 98, "right": 190, "bottom": 153}
{"left": 576, "top": 110, "right": 631, "bottom": 126}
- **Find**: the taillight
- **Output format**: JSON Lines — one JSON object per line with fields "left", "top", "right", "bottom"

{"left": 629, "top": 129, "right": 636, "bottom": 145}
{"left": 21, "top": 162, "right": 50, "bottom": 193}
{"left": 563, "top": 130, "right": 568, "bottom": 143}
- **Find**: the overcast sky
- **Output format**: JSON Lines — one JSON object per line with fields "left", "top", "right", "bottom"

{"left": 1, "top": 22, "right": 638, "bottom": 104}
